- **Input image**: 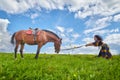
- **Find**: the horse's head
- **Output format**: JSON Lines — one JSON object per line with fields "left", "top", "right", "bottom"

{"left": 54, "top": 38, "right": 62, "bottom": 53}
{"left": 43, "top": 30, "right": 62, "bottom": 53}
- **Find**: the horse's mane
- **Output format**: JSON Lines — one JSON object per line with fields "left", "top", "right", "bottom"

{"left": 42, "top": 30, "right": 60, "bottom": 39}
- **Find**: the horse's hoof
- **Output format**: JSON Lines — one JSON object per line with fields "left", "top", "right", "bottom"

{"left": 35, "top": 56, "right": 38, "bottom": 59}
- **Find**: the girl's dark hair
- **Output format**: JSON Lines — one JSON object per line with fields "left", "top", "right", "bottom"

{"left": 98, "top": 41, "right": 103, "bottom": 46}
{"left": 94, "top": 35, "right": 103, "bottom": 46}
{"left": 94, "top": 35, "right": 103, "bottom": 41}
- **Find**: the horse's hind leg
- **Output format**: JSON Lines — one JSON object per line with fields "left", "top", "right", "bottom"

{"left": 20, "top": 43, "right": 24, "bottom": 58}
{"left": 14, "top": 42, "right": 19, "bottom": 59}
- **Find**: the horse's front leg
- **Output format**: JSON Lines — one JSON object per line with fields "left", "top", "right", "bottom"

{"left": 20, "top": 43, "right": 24, "bottom": 58}
{"left": 35, "top": 43, "right": 43, "bottom": 59}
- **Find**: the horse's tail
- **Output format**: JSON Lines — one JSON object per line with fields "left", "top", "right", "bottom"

{"left": 11, "top": 32, "right": 16, "bottom": 45}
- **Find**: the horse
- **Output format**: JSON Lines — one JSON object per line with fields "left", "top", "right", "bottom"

{"left": 11, "top": 29, "right": 62, "bottom": 59}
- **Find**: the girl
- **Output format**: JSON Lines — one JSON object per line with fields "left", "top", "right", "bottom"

{"left": 85, "top": 35, "right": 112, "bottom": 59}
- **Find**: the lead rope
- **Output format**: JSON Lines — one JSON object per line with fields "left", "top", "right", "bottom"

{"left": 61, "top": 45, "right": 85, "bottom": 51}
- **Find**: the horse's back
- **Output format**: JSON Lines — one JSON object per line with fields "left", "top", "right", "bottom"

{"left": 16, "top": 30, "right": 33, "bottom": 36}
{"left": 18, "top": 30, "right": 45, "bottom": 44}
{"left": 14, "top": 30, "right": 25, "bottom": 40}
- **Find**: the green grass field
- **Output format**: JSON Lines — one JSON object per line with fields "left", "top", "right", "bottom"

{"left": 0, "top": 53, "right": 120, "bottom": 80}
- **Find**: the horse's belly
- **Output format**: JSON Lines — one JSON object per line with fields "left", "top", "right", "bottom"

{"left": 24, "top": 35, "right": 35, "bottom": 44}
{"left": 26, "top": 43, "right": 37, "bottom": 45}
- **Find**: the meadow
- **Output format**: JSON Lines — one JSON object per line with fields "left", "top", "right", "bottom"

{"left": 0, "top": 53, "right": 120, "bottom": 80}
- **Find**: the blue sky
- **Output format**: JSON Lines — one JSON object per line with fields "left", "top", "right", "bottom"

{"left": 0, "top": 0, "right": 120, "bottom": 54}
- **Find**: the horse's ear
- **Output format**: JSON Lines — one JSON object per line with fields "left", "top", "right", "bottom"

{"left": 59, "top": 38, "right": 62, "bottom": 41}
{"left": 60, "top": 38, "right": 62, "bottom": 44}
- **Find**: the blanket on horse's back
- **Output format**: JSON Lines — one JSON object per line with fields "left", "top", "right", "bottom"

{"left": 26, "top": 30, "right": 40, "bottom": 35}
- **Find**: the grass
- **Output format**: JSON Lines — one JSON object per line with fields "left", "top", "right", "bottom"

{"left": 0, "top": 53, "right": 120, "bottom": 80}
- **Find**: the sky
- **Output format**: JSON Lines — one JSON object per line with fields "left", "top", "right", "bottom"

{"left": 0, "top": 0, "right": 120, "bottom": 55}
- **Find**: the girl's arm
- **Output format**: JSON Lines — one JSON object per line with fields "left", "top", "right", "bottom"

{"left": 85, "top": 43, "right": 94, "bottom": 47}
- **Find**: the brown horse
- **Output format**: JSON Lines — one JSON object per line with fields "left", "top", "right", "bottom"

{"left": 11, "top": 29, "right": 62, "bottom": 59}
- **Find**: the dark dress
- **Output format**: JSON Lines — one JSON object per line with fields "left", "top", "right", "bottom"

{"left": 93, "top": 41, "right": 112, "bottom": 58}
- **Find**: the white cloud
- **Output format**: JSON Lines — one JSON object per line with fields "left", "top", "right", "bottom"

{"left": 110, "top": 28, "right": 119, "bottom": 33}
{"left": 56, "top": 26, "right": 80, "bottom": 44}
{"left": 113, "top": 14, "right": 120, "bottom": 22}
{"left": 0, "top": 0, "right": 65, "bottom": 14}
{"left": 56, "top": 26, "right": 71, "bottom": 44}
{"left": 0, "top": 0, "right": 30, "bottom": 14}
{"left": 30, "top": 13, "right": 39, "bottom": 19}
{"left": 84, "top": 16, "right": 112, "bottom": 34}
{"left": 73, "top": 0, "right": 120, "bottom": 19}
{"left": 94, "top": 28, "right": 119, "bottom": 35}
{"left": 0, "top": 0, "right": 120, "bottom": 19}
{"left": 84, "top": 26, "right": 110, "bottom": 34}
{"left": 67, "top": 28, "right": 73, "bottom": 33}
{"left": 56, "top": 26, "right": 65, "bottom": 33}
{"left": 95, "top": 17, "right": 112, "bottom": 27}
{"left": 72, "top": 33, "right": 80, "bottom": 39}
{"left": 82, "top": 37, "right": 93, "bottom": 43}
{"left": 93, "top": 30, "right": 109, "bottom": 35}
{"left": 0, "top": 18, "right": 13, "bottom": 52}
{"left": 75, "top": 10, "right": 93, "bottom": 19}
{"left": 0, "top": 19, "right": 10, "bottom": 32}
{"left": 60, "top": 33, "right": 65, "bottom": 37}
{"left": 104, "top": 34, "right": 120, "bottom": 45}
{"left": 1, "top": 0, "right": 120, "bottom": 25}
{"left": 100, "top": 0, "right": 120, "bottom": 16}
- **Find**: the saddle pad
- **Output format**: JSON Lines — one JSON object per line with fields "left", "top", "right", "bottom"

{"left": 26, "top": 30, "right": 32, "bottom": 34}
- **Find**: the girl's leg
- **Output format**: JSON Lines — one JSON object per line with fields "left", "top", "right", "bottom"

{"left": 106, "top": 52, "right": 112, "bottom": 59}
{"left": 98, "top": 51, "right": 102, "bottom": 57}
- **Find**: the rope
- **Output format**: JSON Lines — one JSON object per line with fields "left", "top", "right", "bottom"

{"left": 61, "top": 45, "right": 85, "bottom": 51}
